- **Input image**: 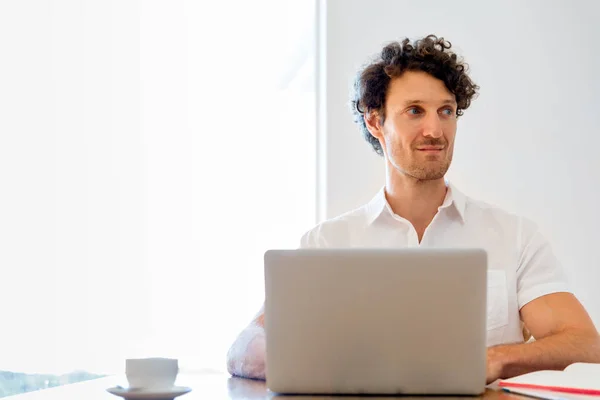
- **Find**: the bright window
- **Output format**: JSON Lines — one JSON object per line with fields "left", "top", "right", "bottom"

{"left": 0, "top": 0, "right": 316, "bottom": 393}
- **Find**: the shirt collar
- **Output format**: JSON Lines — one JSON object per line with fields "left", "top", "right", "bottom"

{"left": 365, "top": 180, "right": 467, "bottom": 225}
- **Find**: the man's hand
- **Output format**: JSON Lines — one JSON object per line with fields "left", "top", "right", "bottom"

{"left": 486, "top": 346, "right": 505, "bottom": 384}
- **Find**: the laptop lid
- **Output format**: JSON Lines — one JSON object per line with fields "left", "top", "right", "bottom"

{"left": 264, "top": 248, "right": 487, "bottom": 395}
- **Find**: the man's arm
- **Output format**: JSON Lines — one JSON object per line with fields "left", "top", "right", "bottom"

{"left": 487, "top": 292, "right": 600, "bottom": 383}
{"left": 226, "top": 307, "right": 266, "bottom": 380}
{"left": 226, "top": 230, "right": 319, "bottom": 380}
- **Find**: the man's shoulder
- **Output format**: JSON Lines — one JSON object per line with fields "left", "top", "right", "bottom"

{"left": 464, "top": 194, "right": 539, "bottom": 238}
{"left": 466, "top": 195, "right": 518, "bottom": 218}
{"left": 299, "top": 204, "right": 371, "bottom": 248}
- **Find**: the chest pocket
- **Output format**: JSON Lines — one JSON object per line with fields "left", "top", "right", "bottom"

{"left": 487, "top": 270, "right": 509, "bottom": 346}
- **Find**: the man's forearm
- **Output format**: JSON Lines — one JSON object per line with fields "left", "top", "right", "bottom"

{"left": 226, "top": 324, "right": 266, "bottom": 380}
{"left": 491, "top": 330, "right": 600, "bottom": 379}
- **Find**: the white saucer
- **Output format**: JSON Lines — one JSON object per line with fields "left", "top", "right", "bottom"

{"left": 106, "top": 386, "right": 192, "bottom": 400}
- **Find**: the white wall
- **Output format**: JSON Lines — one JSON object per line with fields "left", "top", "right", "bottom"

{"left": 319, "top": 0, "right": 600, "bottom": 324}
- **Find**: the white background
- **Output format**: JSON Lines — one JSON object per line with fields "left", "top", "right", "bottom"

{"left": 0, "top": 0, "right": 315, "bottom": 374}
{"left": 2, "top": 0, "right": 599, "bottom": 377}
{"left": 320, "top": 0, "right": 600, "bottom": 325}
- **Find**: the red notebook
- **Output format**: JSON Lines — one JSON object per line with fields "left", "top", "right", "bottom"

{"left": 498, "top": 363, "right": 600, "bottom": 396}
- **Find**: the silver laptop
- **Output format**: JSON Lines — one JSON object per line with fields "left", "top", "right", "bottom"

{"left": 263, "top": 248, "right": 487, "bottom": 396}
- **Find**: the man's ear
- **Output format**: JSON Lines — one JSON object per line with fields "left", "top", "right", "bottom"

{"left": 364, "top": 110, "right": 384, "bottom": 141}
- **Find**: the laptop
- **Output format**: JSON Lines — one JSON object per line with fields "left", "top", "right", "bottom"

{"left": 263, "top": 248, "right": 488, "bottom": 396}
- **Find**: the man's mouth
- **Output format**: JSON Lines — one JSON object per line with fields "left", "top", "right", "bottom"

{"left": 416, "top": 147, "right": 444, "bottom": 151}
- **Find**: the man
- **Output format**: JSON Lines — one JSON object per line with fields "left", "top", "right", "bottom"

{"left": 226, "top": 35, "right": 600, "bottom": 383}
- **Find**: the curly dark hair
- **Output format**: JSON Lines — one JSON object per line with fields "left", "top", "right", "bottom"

{"left": 350, "top": 34, "right": 479, "bottom": 156}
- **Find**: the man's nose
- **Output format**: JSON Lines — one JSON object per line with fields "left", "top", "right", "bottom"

{"left": 422, "top": 114, "right": 443, "bottom": 138}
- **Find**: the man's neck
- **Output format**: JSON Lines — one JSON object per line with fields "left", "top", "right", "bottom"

{"left": 384, "top": 173, "right": 448, "bottom": 240}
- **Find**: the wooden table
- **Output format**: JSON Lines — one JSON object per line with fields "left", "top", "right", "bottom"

{"left": 9, "top": 372, "right": 528, "bottom": 400}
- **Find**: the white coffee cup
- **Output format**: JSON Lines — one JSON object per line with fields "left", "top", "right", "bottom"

{"left": 125, "top": 358, "right": 179, "bottom": 390}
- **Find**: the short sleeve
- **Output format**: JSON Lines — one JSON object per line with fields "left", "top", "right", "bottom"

{"left": 516, "top": 219, "right": 571, "bottom": 309}
{"left": 299, "top": 227, "right": 318, "bottom": 248}
{"left": 298, "top": 222, "right": 331, "bottom": 249}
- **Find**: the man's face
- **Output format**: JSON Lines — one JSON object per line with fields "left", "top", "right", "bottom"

{"left": 366, "top": 71, "right": 458, "bottom": 181}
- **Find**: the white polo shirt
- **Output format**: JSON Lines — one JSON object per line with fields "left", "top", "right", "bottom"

{"left": 299, "top": 182, "right": 571, "bottom": 347}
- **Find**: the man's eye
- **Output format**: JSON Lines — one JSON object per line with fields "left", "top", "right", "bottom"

{"left": 408, "top": 107, "right": 421, "bottom": 115}
{"left": 441, "top": 108, "right": 454, "bottom": 116}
